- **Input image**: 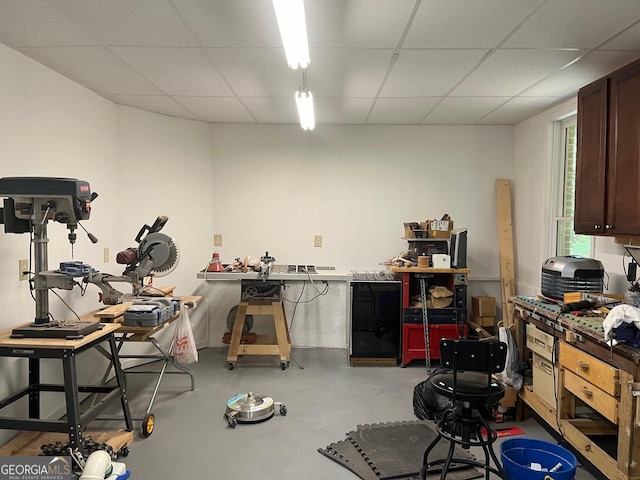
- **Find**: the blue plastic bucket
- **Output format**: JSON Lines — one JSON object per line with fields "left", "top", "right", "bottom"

{"left": 500, "top": 438, "right": 578, "bottom": 480}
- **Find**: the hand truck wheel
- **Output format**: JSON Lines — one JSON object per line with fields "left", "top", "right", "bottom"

{"left": 141, "top": 412, "right": 155, "bottom": 437}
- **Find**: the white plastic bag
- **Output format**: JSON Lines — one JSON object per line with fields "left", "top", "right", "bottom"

{"left": 173, "top": 304, "right": 198, "bottom": 364}
{"left": 495, "top": 325, "right": 523, "bottom": 390}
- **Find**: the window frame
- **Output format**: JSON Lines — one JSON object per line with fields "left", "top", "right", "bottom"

{"left": 549, "top": 115, "right": 594, "bottom": 258}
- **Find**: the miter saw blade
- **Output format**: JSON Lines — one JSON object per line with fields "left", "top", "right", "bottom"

{"left": 138, "top": 232, "right": 180, "bottom": 277}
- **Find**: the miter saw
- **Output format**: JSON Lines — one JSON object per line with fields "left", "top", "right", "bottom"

{"left": 87, "top": 215, "right": 180, "bottom": 305}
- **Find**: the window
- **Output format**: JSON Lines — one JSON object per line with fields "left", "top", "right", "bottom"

{"left": 552, "top": 116, "right": 593, "bottom": 257}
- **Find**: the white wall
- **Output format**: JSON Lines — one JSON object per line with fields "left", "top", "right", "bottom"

{"left": 205, "top": 124, "right": 514, "bottom": 343}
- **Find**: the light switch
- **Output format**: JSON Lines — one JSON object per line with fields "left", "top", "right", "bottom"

{"left": 314, "top": 235, "right": 322, "bottom": 247}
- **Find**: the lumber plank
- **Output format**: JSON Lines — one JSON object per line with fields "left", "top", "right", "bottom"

{"left": 496, "top": 178, "right": 516, "bottom": 326}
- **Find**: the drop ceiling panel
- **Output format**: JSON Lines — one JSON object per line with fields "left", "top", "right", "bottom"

{"left": 368, "top": 97, "right": 441, "bottom": 124}
{"left": 306, "top": 0, "right": 416, "bottom": 48}
{"left": 19, "top": 46, "right": 163, "bottom": 95}
{"left": 381, "top": 49, "right": 489, "bottom": 97}
{"left": 478, "top": 96, "right": 562, "bottom": 124}
{"left": 523, "top": 50, "right": 640, "bottom": 96}
{"left": 504, "top": 0, "right": 640, "bottom": 49}
{"left": 600, "top": 21, "right": 640, "bottom": 51}
{"left": 423, "top": 97, "right": 510, "bottom": 125}
{"left": 242, "top": 96, "right": 298, "bottom": 124}
{"left": 208, "top": 47, "right": 298, "bottom": 96}
{"left": 171, "top": 0, "right": 282, "bottom": 48}
{"left": 0, "top": 0, "right": 98, "bottom": 46}
{"left": 106, "top": 94, "right": 198, "bottom": 119}
{"left": 174, "top": 96, "right": 256, "bottom": 123}
{"left": 315, "top": 97, "right": 374, "bottom": 124}
{"left": 405, "top": 0, "right": 539, "bottom": 49}
{"left": 47, "top": 0, "right": 198, "bottom": 47}
{"left": 110, "top": 46, "right": 234, "bottom": 96}
{"left": 453, "top": 49, "right": 583, "bottom": 96}
{"left": 310, "top": 48, "right": 393, "bottom": 97}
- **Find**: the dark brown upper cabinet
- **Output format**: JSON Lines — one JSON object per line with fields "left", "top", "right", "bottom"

{"left": 575, "top": 58, "right": 640, "bottom": 236}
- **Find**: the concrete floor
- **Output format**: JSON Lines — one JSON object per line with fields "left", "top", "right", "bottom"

{"left": 99, "top": 347, "right": 600, "bottom": 480}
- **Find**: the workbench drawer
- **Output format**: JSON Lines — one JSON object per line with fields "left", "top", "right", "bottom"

{"left": 559, "top": 342, "right": 619, "bottom": 396}
{"left": 526, "top": 323, "right": 554, "bottom": 361}
{"left": 532, "top": 353, "right": 558, "bottom": 407}
{"left": 563, "top": 369, "right": 618, "bottom": 424}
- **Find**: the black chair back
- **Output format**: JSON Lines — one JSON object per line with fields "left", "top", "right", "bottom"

{"left": 438, "top": 338, "right": 507, "bottom": 405}
{"left": 439, "top": 338, "right": 507, "bottom": 374}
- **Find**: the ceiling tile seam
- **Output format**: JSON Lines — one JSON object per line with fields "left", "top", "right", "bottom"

{"left": 167, "top": 0, "right": 260, "bottom": 124}
{"left": 417, "top": 0, "right": 550, "bottom": 124}
{"left": 364, "top": 0, "right": 422, "bottom": 124}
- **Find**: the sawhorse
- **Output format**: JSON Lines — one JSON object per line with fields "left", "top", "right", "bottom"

{"left": 226, "top": 301, "right": 291, "bottom": 370}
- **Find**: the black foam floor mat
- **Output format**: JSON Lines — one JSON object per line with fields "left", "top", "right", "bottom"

{"left": 318, "top": 420, "right": 483, "bottom": 480}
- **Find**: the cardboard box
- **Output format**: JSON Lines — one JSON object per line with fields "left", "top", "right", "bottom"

{"left": 470, "top": 313, "right": 495, "bottom": 327}
{"left": 403, "top": 222, "right": 419, "bottom": 238}
{"left": 428, "top": 218, "right": 453, "bottom": 239}
{"left": 500, "top": 385, "right": 518, "bottom": 408}
{"left": 472, "top": 296, "right": 497, "bottom": 317}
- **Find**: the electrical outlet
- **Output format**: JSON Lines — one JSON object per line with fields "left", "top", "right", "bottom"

{"left": 214, "top": 234, "right": 223, "bottom": 247}
{"left": 18, "top": 259, "right": 28, "bottom": 281}
{"left": 104, "top": 247, "right": 110, "bottom": 263}
{"left": 314, "top": 235, "right": 322, "bottom": 247}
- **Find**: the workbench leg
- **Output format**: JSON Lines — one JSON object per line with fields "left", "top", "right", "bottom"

{"left": 28, "top": 358, "right": 40, "bottom": 419}
{"left": 272, "top": 302, "right": 290, "bottom": 361}
{"left": 227, "top": 303, "right": 248, "bottom": 362}
{"left": 108, "top": 335, "right": 133, "bottom": 432}
{"left": 62, "top": 351, "right": 84, "bottom": 453}
{"left": 617, "top": 370, "right": 640, "bottom": 477}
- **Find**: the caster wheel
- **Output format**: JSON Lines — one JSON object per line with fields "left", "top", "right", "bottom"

{"left": 281, "top": 361, "right": 289, "bottom": 370}
{"left": 141, "top": 413, "right": 155, "bottom": 438}
{"left": 119, "top": 446, "right": 130, "bottom": 457}
{"left": 279, "top": 404, "right": 287, "bottom": 416}
{"left": 227, "top": 414, "right": 237, "bottom": 428}
{"left": 400, "top": 363, "right": 406, "bottom": 368}
{"left": 228, "top": 362, "right": 235, "bottom": 371}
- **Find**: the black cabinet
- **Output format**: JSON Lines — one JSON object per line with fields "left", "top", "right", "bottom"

{"left": 349, "top": 281, "right": 402, "bottom": 363}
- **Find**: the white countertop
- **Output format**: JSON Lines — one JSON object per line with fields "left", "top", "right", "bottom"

{"left": 196, "top": 270, "right": 351, "bottom": 281}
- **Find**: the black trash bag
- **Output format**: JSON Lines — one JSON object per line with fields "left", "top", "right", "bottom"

{"left": 413, "top": 367, "right": 451, "bottom": 421}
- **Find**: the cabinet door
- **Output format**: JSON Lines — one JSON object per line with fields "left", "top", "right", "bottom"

{"left": 607, "top": 59, "right": 640, "bottom": 235}
{"left": 575, "top": 77, "right": 608, "bottom": 234}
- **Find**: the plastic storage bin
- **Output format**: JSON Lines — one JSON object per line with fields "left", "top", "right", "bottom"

{"left": 500, "top": 438, "right": 577, "bottom": 480}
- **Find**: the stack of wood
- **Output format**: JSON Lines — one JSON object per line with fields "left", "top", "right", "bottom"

{"left": 410, "top": 286, "right": 454, "bottom": 308}
{"left": 428, "top": 285, "right": 453, "bottom": 308}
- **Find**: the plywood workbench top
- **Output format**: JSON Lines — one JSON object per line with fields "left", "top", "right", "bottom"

{"left": 0, "top": 322, "right": 119, "bottom": 349}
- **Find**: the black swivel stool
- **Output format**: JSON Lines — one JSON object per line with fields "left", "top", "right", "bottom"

{"left": 420, "top": 338, "right": 508, "bottom": 480}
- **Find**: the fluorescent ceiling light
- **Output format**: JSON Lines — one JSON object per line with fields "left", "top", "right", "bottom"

{"left": 295, "top": 88, "right": 315, "bottom": 131}
{"left": 272, "top": 0, "right": 310, "bottom": 70}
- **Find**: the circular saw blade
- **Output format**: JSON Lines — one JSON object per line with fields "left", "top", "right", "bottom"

{"left": 138, "top": 232, "right": 180, "bottom": 277}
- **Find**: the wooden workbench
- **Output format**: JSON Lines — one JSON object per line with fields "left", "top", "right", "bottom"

{"left": 512, "top": 296, "right": 640, "bottom": 480}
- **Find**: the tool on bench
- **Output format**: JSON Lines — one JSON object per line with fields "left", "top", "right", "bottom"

{"left": 560, "top": 300, "right": 597, "bottom": 313}
{"left": 88, "top": 215, "right": 180, "bottom": 304}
